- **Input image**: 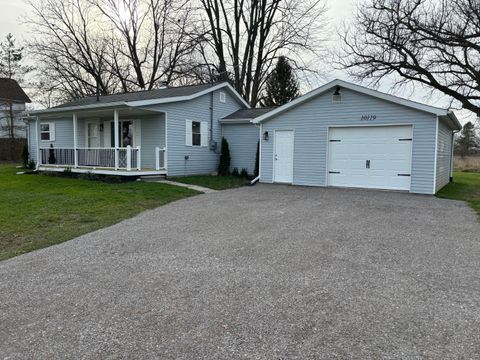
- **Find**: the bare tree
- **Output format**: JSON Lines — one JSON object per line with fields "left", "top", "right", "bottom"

{"left": 26, "top": 0, "right": 198, "bottom": 104}
{"left": 197, "top": 0, "right": 328, "bottom": 106}
{"left": 339, "top": 0, "right": 480, "bottom": 116}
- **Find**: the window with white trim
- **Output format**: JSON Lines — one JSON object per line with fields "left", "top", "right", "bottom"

{"left": 185, "top": 120, "right": 208, "bottom": 147}
{"left": 40, "top": 122, "right": 55, "bottom": 141}
{"left": 219, "top": 92, "right": 226, "bottom": 103}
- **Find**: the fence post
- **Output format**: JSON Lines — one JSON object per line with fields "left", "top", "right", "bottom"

{"left": 126, "top": 145, "right": 132, "bottom": 171}
{"left": 137, "top": 146, "right": 141, "bottom": 170}
{"left": 155, "top": 146, "right": 160, "bottom": 170}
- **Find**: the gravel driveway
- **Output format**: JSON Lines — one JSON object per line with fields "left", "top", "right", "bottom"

{"left": 1, "top": 185, "right": 480, "bottom": 359}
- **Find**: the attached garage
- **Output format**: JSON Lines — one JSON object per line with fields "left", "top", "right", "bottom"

{"left": 254, "top": 79, "right": 461, "bottom": 195}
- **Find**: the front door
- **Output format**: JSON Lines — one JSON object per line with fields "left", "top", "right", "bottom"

{"left": 87, "top": 122, "right": 100, "bottom": 148}
{"left": 274, "top": 130, "right": 294, "bottom": 183}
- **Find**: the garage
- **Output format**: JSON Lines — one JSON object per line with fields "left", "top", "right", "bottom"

{"left": 327, "top": 126, "right": 413, "bottom": 191}
{"left": 253, "top": 79, "right": 462, "bottom": 195}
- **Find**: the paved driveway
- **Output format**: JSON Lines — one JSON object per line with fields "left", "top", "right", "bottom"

{"left": 1, "top": 185, "right": 480, "bottom": 359}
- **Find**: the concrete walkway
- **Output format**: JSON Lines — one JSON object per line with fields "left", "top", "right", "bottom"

{"left": 153, "top": 179, "right": 218, "bottom": 193}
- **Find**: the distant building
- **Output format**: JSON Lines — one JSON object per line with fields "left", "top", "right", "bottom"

{"left": 0, "top": 78, "right": 32, "bottom": 138}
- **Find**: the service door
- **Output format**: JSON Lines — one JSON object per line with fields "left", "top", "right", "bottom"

{"left": 274, "top": 130, "right": 294, "bottom": 183}
{"left": 328, "top": 126, "right": 413, "bottom": 191}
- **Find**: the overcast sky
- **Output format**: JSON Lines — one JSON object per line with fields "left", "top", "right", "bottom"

{"left": 0, "top": 0, "right": 474, "bottom": 123}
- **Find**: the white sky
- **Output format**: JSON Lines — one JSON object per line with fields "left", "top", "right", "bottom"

{"left": 0, "top": 0, "right": 475, "bottom": 123}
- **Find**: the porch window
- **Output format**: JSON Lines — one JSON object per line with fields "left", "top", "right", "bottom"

{"left": 40, "top": 122, "right": 55, "bottom": 141}
{"left": 110, "top": 121, "right": 134, "bottom": 147}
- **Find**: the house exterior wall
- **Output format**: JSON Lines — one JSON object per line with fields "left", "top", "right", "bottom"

{"left": 0, "top": 101, "right": 27, "bottom": 138}
{"left": 436, "top": 119, "right": 454, "bottom": 192}
{"left": 259, "top": 88, "right": 439, "bottom": 194}
{"left": 222, "top": 123, "right": 259, "bottom": 174}
{"left": 140, "top": 115, "right": 165, "bottom": 169}
{"left": 144, "top": 89, "right": 244, "bottom": 176}
{"left": 28, "top": 120, "right": 37, "bottom": 162}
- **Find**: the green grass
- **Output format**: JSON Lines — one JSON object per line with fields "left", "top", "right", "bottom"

{"left": 171, "top": 175, "right": 249, "bottom": 190}
{"left": 437, "top": 172, "right": 480, "bottom": 216}
{"left": 0, "top": 164, "right": 199, "bottom": 261}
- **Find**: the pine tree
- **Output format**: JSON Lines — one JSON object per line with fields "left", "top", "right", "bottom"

{"left": 0, "top": 33, "right": 25, "bottom": 80}
{"left": 456, "top": 122, "right": 479, "bottom": 157}
{"left": 262, "top": 56, "right": 300, "bottom": 107}
{"left": 218, "top": 137, "right": 231, "bottom": 175}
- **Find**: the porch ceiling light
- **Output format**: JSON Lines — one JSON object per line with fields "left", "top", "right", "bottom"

{"left": 332, "top": 86, "right": 342, "bottom": 103}
{"left": 263, "top": 131, "right": 269, "bottom": 141}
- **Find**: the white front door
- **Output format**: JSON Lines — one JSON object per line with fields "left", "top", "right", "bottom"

{"left": 274, "top": 130, "right": 294, "bottom": 183}
{"left": 327, "top": 125, "right": 413, "bottom": 191}
{"left": 87, "top": 122, "right": 100, "bottom": 148}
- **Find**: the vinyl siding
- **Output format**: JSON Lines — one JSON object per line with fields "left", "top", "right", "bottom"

{"left": 222, "top": 123, "right": 259, "bottom": 174}
{"left": 28, "top": 120, "right": 37, "bottom": 163}
{"left": 140, "top": 115, "right": 165, "bottom": 169}
{"left": 260, "top": 88, "right": 438, "bottom": 194}
{"left": 144, "top": 89, "right": 244, "bottom": 176}
{"left": 436, "top": 119, "right": 453, "bottom": 192}
{"left": 39, "top": 118, "right": 74, "bottom": 149}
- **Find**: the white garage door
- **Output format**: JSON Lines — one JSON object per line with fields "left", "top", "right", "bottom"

{"left": 328, "top": 126, "right": 413, "bottom": 191}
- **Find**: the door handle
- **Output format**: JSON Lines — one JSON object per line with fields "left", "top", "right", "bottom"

{"left": 366, "top": 160, "right": 370, "bottom": 169}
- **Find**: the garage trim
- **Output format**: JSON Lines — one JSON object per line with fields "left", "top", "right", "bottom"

{"left": 326, "top": 124, "right": 414, "bottom": 191}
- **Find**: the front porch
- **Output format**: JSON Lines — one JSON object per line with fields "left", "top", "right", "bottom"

{"left": 35, "top": 108, "right": 167, "bottom": 175}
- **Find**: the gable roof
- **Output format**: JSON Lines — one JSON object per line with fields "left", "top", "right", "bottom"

{"left": 252, "top": 79, "right": 461, "bottom": 129}
{"left": 0, "top": 78, "right": 31, "bottom": 103}
{"left": 32, "top": 82, "right": 249, "bottom": 115}
{"left": 221, "top": 107, "right": 276, "bottom": 122}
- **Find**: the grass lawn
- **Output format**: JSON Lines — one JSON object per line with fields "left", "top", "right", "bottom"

{"left": 0, "top": 164, "right": 199, "bottom": 261}
{"left": 437, "top": 171, "right": 480, "bottom": 216}
{"left": 171, "top": 175, "right": 249, "bottom": 190}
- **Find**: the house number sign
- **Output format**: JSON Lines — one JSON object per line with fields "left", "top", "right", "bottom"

{"left": 361, "top": 114, "right": 377, "bottom": 121}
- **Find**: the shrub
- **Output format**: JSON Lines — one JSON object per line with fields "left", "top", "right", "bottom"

{"left": 254, "top": 140, "right": 259, "bottom": 177}
{"left": 22, "top": 144, "right": 29, "bottom": 168}
{"left": 48, "top": 144, "right": 56, "bottom": 164}
{"left": 27, "top": 160, "right": 36, "bottom": 170}
{"left": 232, "top": 167, "right": 239, "bottom": 177}
{"left": 240, "top": 168, "right": 249, "bottom": 178}
{"left": 218, "top": 137, "right": 231, "bottom": 175}
{"left": 63, "top": 167, "right": 75, "bottom": 177}
{"left": 78, "top": 172, "right": 101, "bottom": 181}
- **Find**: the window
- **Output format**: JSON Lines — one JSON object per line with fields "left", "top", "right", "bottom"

{"left": 40, "top": 123, "right": 55, "bottom": 141}
{"left": 192, "top": 121, "right": 201, "bottom": 146}
{"left": 110, "top": 121, "right": 134, "bottom": 147}
{"left": 186, "top": 120, "right": 207, "bottom": 147}
{"left": 219, "top": 92, "right": 226, "bottom": 103}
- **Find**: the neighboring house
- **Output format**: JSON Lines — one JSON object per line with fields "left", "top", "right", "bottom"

{"left": 251, "top": 79, "right": 462, "bottom": 195}
{"left": 27, "top": 79, "right": 461, "bottom": 194}
{"left": 27, "top": 82, "right": 257, "bottom": 176}
{"left": 0, "top": 78, "right": 31, "bottom": 138}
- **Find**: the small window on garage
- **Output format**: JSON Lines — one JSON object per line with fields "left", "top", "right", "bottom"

{"left": 219, "top": 92, "right": 226, "bottom": 103}
{"left": 40, "top": 122, "right": 55, "bottom": 141}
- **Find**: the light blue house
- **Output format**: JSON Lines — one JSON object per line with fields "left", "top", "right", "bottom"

{"left": 27, "top": 82, "right": 259, "bottom": 177}
{"left": 28, "top": 79, "right": 461, "bottom": 194}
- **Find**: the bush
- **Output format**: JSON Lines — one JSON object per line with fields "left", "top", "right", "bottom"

{"left": 22, "top": 144, "right": 29, "bottom": 168}
{"left": 27, "top": 160, "right": 36, "bottom": 170}
{"left": 63, "top": 167, "right": 75, "bottom": 177}
{"left": 232, "top": 167, "right": 239, "bottom": 177}
{"left": 240, "top": 168, "right": 249, "bottom": 178}
{"left": 48, "top": 144, "right": 56, "bottom": 164}
{"left": 78, "top": 172, "right": 101, "bottom": 181}
{"left": 218, "top": 137, "right": 231, "bottom": 175}
{"left": 254, "top": 140, "right": 259, "bottom": 177}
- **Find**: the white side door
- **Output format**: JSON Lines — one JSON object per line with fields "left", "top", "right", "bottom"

{"left": 274, "top": 130, "right": 294, "bottom": 183}
{"left": 328, "top": 126, "right": 413, "bottom": 191}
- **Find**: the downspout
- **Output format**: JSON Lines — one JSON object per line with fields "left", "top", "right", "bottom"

{"left": 450, "top": 129, "right": 460, "bottom": 182}
{"left": 210, "top": 92, "right": 214, "bottom": 151}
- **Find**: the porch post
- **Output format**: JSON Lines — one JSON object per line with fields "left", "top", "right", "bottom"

{"left": 73, "top": 113, "right": 78, "bottom": 168}
{"left": 126, "top": 145, "right": 132, "bottom": 171}
{"left": 114, "top": 110, "right": 119, "bottom": 170}
{"left": 35, "top": 117, "right": 40, "bottom": 170}
{"left": 137, "top": 146, "right": 141, "bottom": 170}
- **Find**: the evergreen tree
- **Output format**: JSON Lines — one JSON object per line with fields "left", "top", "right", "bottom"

{"left": 262, "top": 56, "right": 300, "bottom": 107}
{"left": 0, "top": 34, "right": 26, "bottom": 80}
{"left": 218, "top": 137, "right": 231, "bottom": 175}
{"left": 456, "top": 122, "right": 479, "bottom": 157}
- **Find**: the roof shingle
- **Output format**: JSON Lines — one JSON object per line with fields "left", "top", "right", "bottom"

{"left": 0, "top": 78, "right": 31, "bottom": 103}
{"left": 222, "top": 107, "right": 276, "bottom": 120}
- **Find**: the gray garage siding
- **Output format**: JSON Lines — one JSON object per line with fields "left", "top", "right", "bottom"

{"left": 145, "top": 90, "right": 244, "bottom": 176}
{"left": 260, "top": 88, "right": 438, "bottom": 194}
{"left": 222, "top": 123, "right": 259, "bottom": 174}
{"left": 436, "top": 120, "right": 453, "bottom": 192}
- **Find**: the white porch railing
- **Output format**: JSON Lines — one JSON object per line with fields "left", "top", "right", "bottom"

{"left": 38, "top": 146, "right": 157, "bottom": 171}
{"left": 155, "top": 147, "right": 166, "bottom": 170}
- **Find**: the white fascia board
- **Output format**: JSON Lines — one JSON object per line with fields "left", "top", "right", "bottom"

{"left": 28, "top": 102, "right": 128, "bottom": 116}
{"left": 252, "top": 79, "right": 449, "bottom": 123}
{"left": 219, "top": 118, "right": 253, "bottom": 124}
{"left": 126, "top": 82, "right": 251, "bottom": 109}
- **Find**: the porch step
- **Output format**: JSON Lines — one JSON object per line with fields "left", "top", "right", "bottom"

{"left": 139, "top": 174, "right": 167, "bottom": 181}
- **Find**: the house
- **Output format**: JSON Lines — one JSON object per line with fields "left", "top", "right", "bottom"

{"left": 27, "top": 79, "right": 461, "bottom": 195}
{"left": 0, "top": 78, "right": 31, "bottom": 138}
{"left": 251, "top": 79, "right": 461, "bottom": 195}
{"left": 27, "top": 82, "right": 257, "bottom": 176}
